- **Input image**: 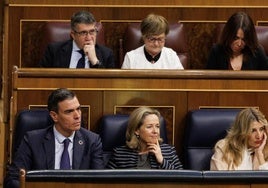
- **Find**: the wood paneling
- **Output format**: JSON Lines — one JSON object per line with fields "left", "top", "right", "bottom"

{"left": 9, "top": 68, "right": 268, "bottom": 161}
{"left": 6, "top": 0, "right": 268, "bottom": 6}
{"left": 5, "top": 2, "right": 268, "bottom": 126}
{"left": 4, "top": 1, "right": 268, "bottom": 186}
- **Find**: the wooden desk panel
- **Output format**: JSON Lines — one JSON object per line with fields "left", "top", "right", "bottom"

{"left": 8, "top": 68, "right": 268, "bottom": 188}
{"left": 5, "top": 1, "right": 268, "bottom": 128}
{"left": 25, "top": 182, "right": 248, "bottom": 188}
{"left": 21, "top": 170, "right": 262, "bottom": 188}
{"left": 10, "top": 68, "right": 268, "bottom": 156}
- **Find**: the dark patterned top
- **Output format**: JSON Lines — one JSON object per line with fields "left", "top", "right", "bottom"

{"left": 106, "top": 143, "right": 183, "bottom": 170}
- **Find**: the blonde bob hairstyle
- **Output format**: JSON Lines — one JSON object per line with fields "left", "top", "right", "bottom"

{"left": 126, "top": 106, "right": 163, "bottom": 150}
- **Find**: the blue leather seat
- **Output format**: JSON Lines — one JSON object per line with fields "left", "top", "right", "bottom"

{"left": 12, "top": 109, "right": 53, "bottom": 159}
{"left": 98, "top": 114, "right": 168, "bottom": 165}
{"left": 183, "top": 108, "right": 241, "bottom": 170}
{"left": 12, "top": 110, "right": 168, "bottom": 166}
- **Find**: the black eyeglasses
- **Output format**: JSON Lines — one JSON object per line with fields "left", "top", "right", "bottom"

{"left": 74, "top": 28, "right": 98, "bottom": 37}
{"left": 146, "top": 36, "right": 166, "bottom": 43}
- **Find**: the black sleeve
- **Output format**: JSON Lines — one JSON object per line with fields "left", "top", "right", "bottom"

{"left": 256, "top": 46, "right": 268, "bottom": 70}
{"left": 206, "top": 45, "right": 218, "bottom": 69}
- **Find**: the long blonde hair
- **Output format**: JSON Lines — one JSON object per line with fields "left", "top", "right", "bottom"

{"left": 222, "top": 108, "right": 268, "bottom": 167}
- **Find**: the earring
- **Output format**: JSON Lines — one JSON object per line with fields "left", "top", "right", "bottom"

{"left": 135, "top": 134, "right": 140, "bottom": 139}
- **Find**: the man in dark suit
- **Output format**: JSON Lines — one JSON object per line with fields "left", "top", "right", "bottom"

{"left": 39, "top": 11, "right": 115, "bottom": 68}
{"left": 4, "top": 88, "right": 104, "bottom": 188}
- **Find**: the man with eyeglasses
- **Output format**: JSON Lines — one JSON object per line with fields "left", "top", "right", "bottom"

{"left": 39, "top": 10, "right": 115, "bottom": 68}
{"left": 121, "top": 13, "right": 184, "bottom": 69}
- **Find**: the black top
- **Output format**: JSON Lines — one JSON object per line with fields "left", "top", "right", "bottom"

{"left": 206, "top": 44, "right": 268, "bottom": 70}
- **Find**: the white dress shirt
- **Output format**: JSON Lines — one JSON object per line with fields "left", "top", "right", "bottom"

{"left": 53, "top": 126, "right": 75, "bottom": 169}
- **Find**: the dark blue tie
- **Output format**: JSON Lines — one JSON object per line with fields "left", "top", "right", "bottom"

{"left": 76, "top": 50, "right": 85, "bottom": 68}
{"left": 60, "top": 138, "right": 71, "bottom": 169}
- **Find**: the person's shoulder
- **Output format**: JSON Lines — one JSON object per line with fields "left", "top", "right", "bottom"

{"left": 161, "top": 46, "right": 177, "bottom": 54}
{"left": 95, "top": 44, "right": 113, "bottom": 53}
{"left": 113, "top": 145, "right": 132, "bottom": 152}
{"left": 26, "top": 126, "right": 52, "bottom": 136}
{"left": 24, "top": 126, "right": 53, "bottom": 142}
{"left": 160, "top": 143, "right": 176, "bottom": 150}
{"left": 48, "top": 39, "right": 72, "bottom": 48}
{"left": 162, "top": 46, "right": 175, "bottom": 52}
{"left": 211, "top": 44, "right": 223, "bottom": 52}
{"left": 161, "top": 47, "right": 181, "bottom": 58}
{"left": 214, "top": 139, "right": 226, "bottom": 148}
{"left": 78, "top": 127, "right": 100, "bottom": 138}
{"left": 255, "top": 45, "right": 266, "bottom": 55}
{"left": 126, "top": 45, "right": 144, "bottom": 55}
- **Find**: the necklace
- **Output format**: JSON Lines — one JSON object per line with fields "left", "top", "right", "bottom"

{"left": 230, "top": 54, "right": 243, "bottom": 70}
{"left": 137, "top": 153, "right": 150, "bottom": 168}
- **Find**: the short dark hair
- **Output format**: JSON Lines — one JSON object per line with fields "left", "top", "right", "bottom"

{"left": 47, "top": 88, "right": 76, "bottom": 113}
{"left": 71, "top": 10, "right": 96, "bottom": 30}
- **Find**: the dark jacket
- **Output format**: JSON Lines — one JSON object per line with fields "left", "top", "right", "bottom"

{"left": 39, "top": 40, "right": 115, "bottom": 68}
{"left": 4, "top": 126, "right": 104, "bottom": 188}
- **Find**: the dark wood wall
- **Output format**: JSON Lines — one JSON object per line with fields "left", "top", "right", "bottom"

{"left": 0, "top": 1, "right": 3, "bottom": 98}
{"left": 2, "top": 1, "right": 268, "bottom": 186}
{"left": 4, "top": 1, "right": 268, "bottom": 123}
{"left": 10, "top": 68, "right": 268, "bottom": 162}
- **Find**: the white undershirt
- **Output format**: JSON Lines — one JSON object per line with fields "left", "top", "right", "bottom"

{"left": 237, "top": 149, "right": 253, "bottom": 170}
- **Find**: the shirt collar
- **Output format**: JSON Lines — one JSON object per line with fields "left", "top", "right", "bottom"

{"left": 144, "top": 46, "right": 161, "bottom": 64}
{"left": 53, "top": 125, "right": 75, "bottom": 144}
{"left": 72, "top": 40, "right": 81, "bottom": 52}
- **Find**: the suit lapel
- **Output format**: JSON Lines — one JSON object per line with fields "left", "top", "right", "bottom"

{"left": 72, "top": 130, "right": 85, "bottom": 169}
{"left": 60, "top": 40, "right": 73, "bottom": 67}
{"left": 44, "top": 128, "right": 55, "bottom": 169}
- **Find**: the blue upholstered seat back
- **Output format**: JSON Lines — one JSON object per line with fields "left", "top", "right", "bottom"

{"left": 183, "top": 109, "right": 241, "bottom": 170}
{"left": 12, "top": 110, "right": 168, "bottom": 166}
{"left": 98, "top": 114, "right": 168, "bottom": 165}
{"left": 12, "top": 109, "right": 53, "bottom": 158}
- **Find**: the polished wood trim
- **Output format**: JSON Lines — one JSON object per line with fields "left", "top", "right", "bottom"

{"left": 6, "top": 0, "right": 268, "bottom": 8}
{"left": 13, "top": 67, "right": 268, "bottom": 79}
{"left": 20, "top": 169, "right": 268, "bottom": 188}
{"left": 3, "top": 1, "right": 9, "bottom": 123}
{"left": 256, "top": 21, "right": 268, "bottom": 26}
{"left": 180, "top": 20, "right": 226, "bottom": 23}
{"left": 11, "top": 69, "right": 268, "bottom": 93}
